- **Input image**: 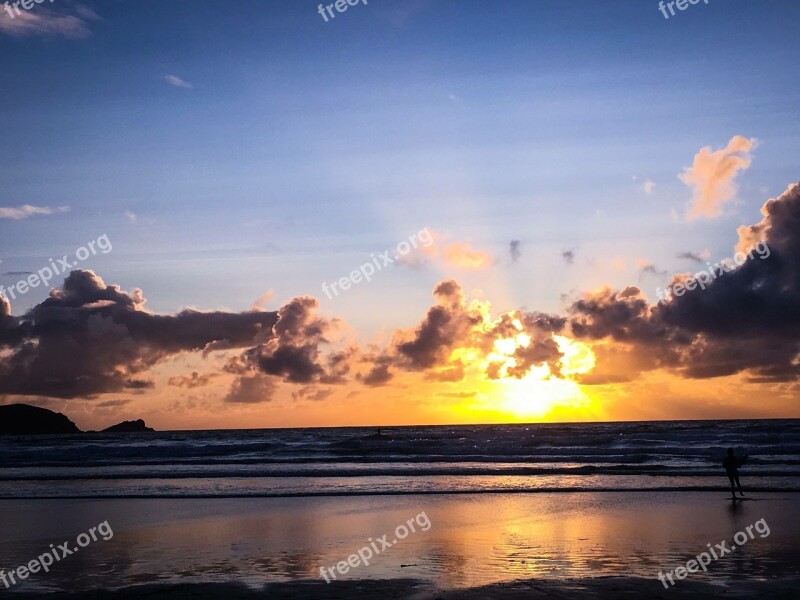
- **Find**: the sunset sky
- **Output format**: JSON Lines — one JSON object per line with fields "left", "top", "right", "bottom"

{"left": 1, "top": 0, "right": 799, "bottom": 430}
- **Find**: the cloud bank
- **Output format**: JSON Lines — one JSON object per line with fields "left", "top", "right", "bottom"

{"left": 1, "top": 182, "right": 799, "bottom": 405}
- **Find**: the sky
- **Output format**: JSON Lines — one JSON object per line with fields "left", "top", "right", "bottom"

{"left": 0, "top": 0, "right": 799, "bottom": 430}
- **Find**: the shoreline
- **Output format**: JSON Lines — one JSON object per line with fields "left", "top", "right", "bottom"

{"left": 3, "top": 485, "right": 799, "bottom": 499}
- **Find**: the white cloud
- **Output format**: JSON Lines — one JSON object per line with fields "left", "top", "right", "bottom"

{"left": 164, "top": 75, "right": 193, "bottom": 89}
{"left": 0, "top": 205, "right": 70, "bottom": 220}
{"left": 0, "top": 4, "right": 97, "bottom": 39}
{"left": 643, "top": 179, "right": 656, "bottom": 194}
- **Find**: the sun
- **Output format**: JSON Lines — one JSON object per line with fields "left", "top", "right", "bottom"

{"left": 481, "top": 323, "right": 598, "bottom": 421}
{"left": 492, "top": 371, "right": 594, "bottom": 420}
{"left": 442, "top": 312, "right": 600, "bottom": 423}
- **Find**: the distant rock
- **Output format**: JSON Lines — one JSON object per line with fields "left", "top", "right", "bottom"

{"left": 0, "top": 404, "right": 82, "bottom": 435}
{"left": 101, "top": 419, "right": 154, "bottom": 433}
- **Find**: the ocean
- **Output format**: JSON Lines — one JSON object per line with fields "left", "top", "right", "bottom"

{"left": 2, "top": 419, "right": 798, "bottom": 498}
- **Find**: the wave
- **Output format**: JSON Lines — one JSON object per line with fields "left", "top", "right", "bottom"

{"left": 2, "top": 419, "right": 799, "bottom": 497}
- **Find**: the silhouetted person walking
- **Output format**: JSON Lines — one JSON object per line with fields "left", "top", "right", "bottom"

{"left": 723, "top": 447, "right": 746, "bottom": 499}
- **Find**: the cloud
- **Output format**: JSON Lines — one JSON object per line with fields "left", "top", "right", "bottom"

{"left": 1, "top": 271, "right": 573, "bottom": 399}
{"left": 385, "top": 280, "right": 566, "bottom": 381}
{"left": 424, "top": 362, "right": 466, "bottom": 382}
{"left": 395, "top": 229, "right": 495, "bottom": 271}
{"left": 680, "top": 135, "right": 757, "bottom": 220}
{"left": 360, "top": 353, "right": 394, "bottom": 386}
{"left": 562, "top": 248, "right": 576, "bottom": 265}
{"left": 676, "top": 250, "right": 711, "bottom": 263}
{"left": 569, "top": 180, "right": 800, "bottom": 383}
{"left": 643, "top": 179, "right": 656, "bottom": 194}
{"left": 292, "top": 386, "right": 334, "bottom": 402}
{"left": 0, "top": 270, "right": 279, "bottom": 398}
{"left": 0, "top": 4, "right": 97, "bottom": 38}
{"left": 443, "top": 242, "right": 494, "bottom": 270}
{"left": 5, "top": 183, "right": 799, "bottom": 403}
{"left": 736, "top": 182, "right": 798, "bottom": 255}
{"left": 240, "top": 297, "right": 346, "bottom": 384}
{"left": 393, "top": 280, "right": 479, "bottom": 370}
{"left": 251, "top": 290, "right": 274, "bottom": 311}
{"left": 0, "top": 205, "right": 69, "bottom": 220}
{"left": 509, "top": 240, "right": 522, "bottom": 264}
{"left": 164, "top": 75, "right": 193, "bottom": 89}
{"left": 124, "top": 210, "right": 138, "bottom": 223}
{"left": 636, "top": 259, "right": 668, "bottom": 277}
{"left": 96, "top": 398, "right": 131, "bottom": 409}
{"left": 168, "top": 371, "right": 219, "bottom": 389}
{"left": 225, "top": 374, "right": 277, "bottom": 404}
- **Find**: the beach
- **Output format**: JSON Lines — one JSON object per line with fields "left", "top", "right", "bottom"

{"left": 3, "top": 0, "right": 800, "bottom": 596}
{"left": 2, "top": 421, "right": 799, "bottom": 597}
{"left": 2, "top": 492, "right": 798, "bottom": 598}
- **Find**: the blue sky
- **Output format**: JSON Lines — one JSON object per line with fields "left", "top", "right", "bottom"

{"left": 1, "top": 0, "right": 799, "bottom": 333}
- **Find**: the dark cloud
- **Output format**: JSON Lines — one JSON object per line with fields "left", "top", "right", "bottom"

{"left": 562, "top": 248, "right": 576, "bottom": 264}
{"left": 638, "top": 263, "right": 668, "bottom": 277}
{"left": 292, "top": 386, "right": 334, "bottom": 402}
{"left": 168, "top": 371, "right": 219, "bottom": 389}
{"left": 225, "top": 374, "right": 277, "bottom": 404}
{"left": 321, "top": 345, "right": 359, "bottom": 384}
{"left": 125, "top": 379, "right": 155, "bottom": 391}
{"left": 569, "top": 181, "right": 800, "bottom": 383}
{"left": 569, "top": 287, "right": 662, "bottom": 342}
{"left": 96, "top": 399, "right": 132, "bottom": 409}
{"left": 509, "top": 240, "right": 522, "bottom": 263}
{"left": 0, "top": 270, "right": 278, "bottom": 398}
{"left": 395, "top": 280, "right": 480, "bottom": 370}
{"left": 243, "top": 296, "right": 345, "bottom": 384}
{"left": 520, "top": 312, "right": 567, "bottom": 333}
{"left": 676, "top": 251, "right": 707, "bottom": 263}
{"left": 360, "top": 354, "right": 394, "bottom": 386}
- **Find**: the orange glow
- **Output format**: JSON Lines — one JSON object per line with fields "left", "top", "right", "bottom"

{"left": 455, "top": 317, "right": 600, "bottom": 421}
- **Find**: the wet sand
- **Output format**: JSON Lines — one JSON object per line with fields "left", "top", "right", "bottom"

{"left": 1, "top": 492, "right": 798, "bottom": 597}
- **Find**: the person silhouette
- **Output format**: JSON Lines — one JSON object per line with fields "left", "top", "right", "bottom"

{"left": 723, "top": 447, "right": 746, "bottom": 500}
